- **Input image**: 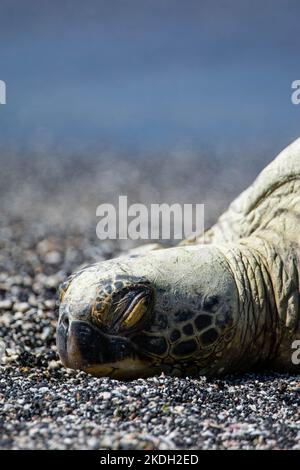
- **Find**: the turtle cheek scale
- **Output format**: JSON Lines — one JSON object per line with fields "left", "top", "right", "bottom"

{"left": 56, "top": 318, "right": 150, "bottom": 377}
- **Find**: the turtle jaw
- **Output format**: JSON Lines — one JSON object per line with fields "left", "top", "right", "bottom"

{"left": 84, "top": 358, "right": 157, "bottom": 380}
{"left": 56, "top": 318, "right": 151, "bottom": 379}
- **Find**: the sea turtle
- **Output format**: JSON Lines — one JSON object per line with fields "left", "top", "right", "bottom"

{"left": 57, "top": 138, "right": 300, "bottom": 379}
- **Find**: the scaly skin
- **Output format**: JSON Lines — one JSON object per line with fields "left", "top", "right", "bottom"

{"left": 57, "top": 138, "right": 300, "bottom": 378}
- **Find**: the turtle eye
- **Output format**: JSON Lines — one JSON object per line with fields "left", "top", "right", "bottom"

{"left": 111, "top": 285, "right": 154, "bottom": 334}
{"left": 116, "top": 291, "right": 152, "bottom": 331}
{"left": 92, "top": 285, "right": 154, "bottom": 334}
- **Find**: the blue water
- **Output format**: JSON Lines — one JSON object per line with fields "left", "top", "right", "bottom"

{"left": 0, "top": 0, "right": 299, "bottom": 157}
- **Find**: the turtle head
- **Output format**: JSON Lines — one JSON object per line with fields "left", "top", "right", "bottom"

{"left": 57, "top": 262, "right": 161, "bottom": 379}
{"left": 57, "top": 246, "right": 238, "bottom": 379}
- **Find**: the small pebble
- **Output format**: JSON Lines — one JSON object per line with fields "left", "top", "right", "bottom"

{"left": 13, "top": 302, "right": 30, "bottom": 313}
{"left": 0, "top": 299, "right": 13, "bottom": 310}
{"left": 44, "top": 251, "right": 62, "bottom": 265}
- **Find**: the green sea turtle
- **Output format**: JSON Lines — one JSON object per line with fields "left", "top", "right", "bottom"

{"left": 57, "top": 139, "right": 300, "bottom": 379}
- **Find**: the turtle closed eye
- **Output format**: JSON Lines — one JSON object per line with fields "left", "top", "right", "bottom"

{"left": 92, "top": 285, "right": 154, "bottom": 334}
{"left": 114, "top": 291, "right": 151, "bottom": 331}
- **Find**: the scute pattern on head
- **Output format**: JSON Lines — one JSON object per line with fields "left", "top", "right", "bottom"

{"left": 128, "top": 291, "right": 236, "bottom": 368}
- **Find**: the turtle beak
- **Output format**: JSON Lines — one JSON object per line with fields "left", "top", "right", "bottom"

{"left": 57, "top": 317, "right": 110, "bottom": 369}
{"left": 56, "top": 313, "right": 148, "bottom": 377}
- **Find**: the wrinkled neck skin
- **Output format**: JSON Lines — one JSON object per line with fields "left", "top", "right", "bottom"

{"left": 178, "top": 141, "right": 300, "bottom": 374}
{"left": 238, "top": 230, "right": 300, "bottom": 373}
{"left": 98, "top": 240, "right": 295, "bottom": 376}
{"left": 214, "top": 235, "right": 299, "bottom": 373}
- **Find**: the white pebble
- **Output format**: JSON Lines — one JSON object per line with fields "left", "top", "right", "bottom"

{"left": 0, "top": 299, "right": 13, "bottom": 310}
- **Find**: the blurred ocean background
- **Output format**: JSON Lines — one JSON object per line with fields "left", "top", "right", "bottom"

{"left": 0, "top": 0, "right": 299, "bottom": 238}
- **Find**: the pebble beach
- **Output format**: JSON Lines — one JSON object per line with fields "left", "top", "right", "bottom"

{"left": 0, "top": 152, "right": 299, "bottom": 450}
